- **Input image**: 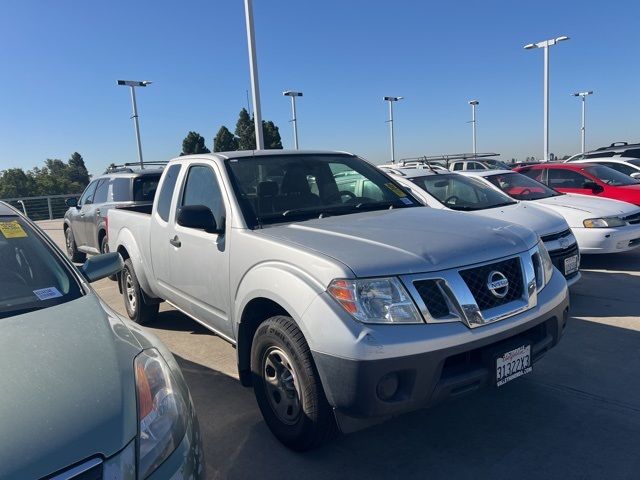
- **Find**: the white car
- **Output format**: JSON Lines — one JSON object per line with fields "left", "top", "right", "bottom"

{"left": 565, "top": 157, "right": 640, "bottom": 179}
{"left": 449, "top": 160, "right": 491, "bottom": 171}
{"left": 465, "top": 170, "right": 640, "bottom": 254}
{"left": 383, "top": 168, "right": 581, "bottom": 285}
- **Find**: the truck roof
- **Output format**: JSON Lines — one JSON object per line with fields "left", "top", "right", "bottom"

{"left": 169, "top": 150, "right": 355, "bottom": 162}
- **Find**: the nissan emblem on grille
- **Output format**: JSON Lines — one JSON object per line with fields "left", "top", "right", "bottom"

{"left": 487, "top": 271, "right": 509, "bottom": 298}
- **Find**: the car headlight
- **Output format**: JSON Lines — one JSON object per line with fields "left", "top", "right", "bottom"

{"left": 583, "top": 217, "right": 626, "bottom": 228}
{"left": 532, "top": 241, "right": 554, "bottom": 290}
{"left": 328, "top": 277, "right": 423, "bottom": 324}
{"left": 135, "top": 349, "right": 188, "bottom": 479}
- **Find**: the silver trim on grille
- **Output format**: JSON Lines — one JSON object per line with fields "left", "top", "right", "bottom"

{"left": 401, "top": 247, "right": 540, "bottom": 329}
{"left": 50, "top": 457, "right": 102, "bottom": 480}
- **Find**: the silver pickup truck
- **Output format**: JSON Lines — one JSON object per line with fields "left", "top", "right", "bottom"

{"left": 109, "top": 150, "right": 569, "bottom": 450}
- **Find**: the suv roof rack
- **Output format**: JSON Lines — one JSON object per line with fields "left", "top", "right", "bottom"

{"left": 105, "top": 161, "right": 168, "bottom": 173}
{"left": 383, "top": 152, "right": 499, "bottom": 169}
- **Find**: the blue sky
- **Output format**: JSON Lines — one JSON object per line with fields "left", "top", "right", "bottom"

{"left": 0, "top": 0, "right": 639, "bottom": 176}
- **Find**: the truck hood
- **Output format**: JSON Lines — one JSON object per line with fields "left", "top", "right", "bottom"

{"left": 534, "top": 193, "right": 640, "bottom": 218}
{"left": 257, "top": 207, "right": 538, "bottom": 277}
{"left": 0, "top": 294, "right": 141, "bottom": 479}
{"left": 469, "top": 202, "right": 568, "bottom": 237}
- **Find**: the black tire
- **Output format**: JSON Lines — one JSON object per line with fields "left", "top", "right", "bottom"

{"left": 251, "top": 315, "right": 337, "bottom": 451}
{"left": 100, "top": 234, "right": 109, "bottom": 254}
{"left": 121, "top": 258, "right": 159, "bottom": 325}
{"left": 64, "top": 227, "right": 86, "bottom": 263}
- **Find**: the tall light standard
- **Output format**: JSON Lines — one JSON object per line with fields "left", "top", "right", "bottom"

{"left": 572, "top": 91, "right": 593, "bottom": 154}
{"left": 384, "top": 96, "right": 403, "bottom": 163}
{"left": 283, "top": 91, "right": 303, "bottom": 149}
{"left": 243, "top": 0, "right": 264, "bottom": 150}
{"left": 117, "top": 80, "right": 151, "bottom": 168}
{"left": 524, "top": 35, "right": 570, "bottom": 161}
{"left": 469, "top": 100, "right": 479, "bottom": 155}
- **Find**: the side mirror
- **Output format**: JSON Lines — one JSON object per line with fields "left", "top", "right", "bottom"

{"left": 66, "top": 197, "right": 78, "bottom": 208}
{"left": 81, "top": 252, "right": 123, "bottom": 283}
{"left": 631, "top": 172, "right": 640, "bottom": 179}
{"left": 177, "top": 205, "right": 223, "bottom": 234}
{"left": 583, "top": 180, "right": 604, "bottom": 192}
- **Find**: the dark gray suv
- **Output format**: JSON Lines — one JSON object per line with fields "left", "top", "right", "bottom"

{"left": 64, "top": 167, "right": 162, "bottom": 262}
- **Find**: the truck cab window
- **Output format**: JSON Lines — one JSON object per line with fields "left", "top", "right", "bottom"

{"left": 156, "top": 165, "right": 181, "bottom": 222}
{"left": 181, "top": 165, "right": 225, "bottom": 225}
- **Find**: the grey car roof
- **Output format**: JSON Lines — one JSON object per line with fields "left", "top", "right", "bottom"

{"left": 383, "top": 167, "right": 444, "bottom": 179}
{"left": 97, "top": 168, "right": 165, "bottom": 179}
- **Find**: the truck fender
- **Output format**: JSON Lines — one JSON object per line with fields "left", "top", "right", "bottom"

{"left": 114, "top": 228, "right": 157, "bottom": 299}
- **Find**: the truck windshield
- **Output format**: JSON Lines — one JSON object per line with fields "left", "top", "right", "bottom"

{"left": 485, "top": 172, "right": 561, "bottom": 200}
{"left": 225, "top": 154, "right": 420, "bottom": 227}
{"left": 0, "top": 215, "right": 82, "bottom": 318}
{"left": 409, "top": 174, "right": 516, "bottom": 211}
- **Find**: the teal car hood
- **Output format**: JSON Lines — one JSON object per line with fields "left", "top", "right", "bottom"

{"left": 0, "top": 293, "right": 142, "bottom": 479}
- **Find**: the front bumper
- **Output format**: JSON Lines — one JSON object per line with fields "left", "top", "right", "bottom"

{"left": 309, "top": 270, "right": 569, "bottom": 420}
{"left": 574, "top": 225, "right": 640, "bottom": 254}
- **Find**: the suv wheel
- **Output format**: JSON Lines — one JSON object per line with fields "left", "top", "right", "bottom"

{"left": 251, "top": 315, "right": 337, "bottom": 451}
{"left": 100, "top": 235, "right": 109, "bottom": 254}
{"left": 64, "top": 227, "right": 86, "bottom": 263}
{"left": 121, "top": 258, "right": 159, "bottom": 324}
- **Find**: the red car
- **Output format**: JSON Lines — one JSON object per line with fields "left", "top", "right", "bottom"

{"left": 515, "top": 162, "right": 640, "bottom": 206}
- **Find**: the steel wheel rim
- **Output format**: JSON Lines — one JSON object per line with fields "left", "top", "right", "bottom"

{"left": 262, "top": 347, "right": 302, "bottom": 425}
{"left": 65, "top": 231, "right": 73, "bottom": 255}
{"left": 124, "top": 271, "right": 136, "bottom": 312}
{"left": 101, "top": 238, "right": 109, "bottom": 254}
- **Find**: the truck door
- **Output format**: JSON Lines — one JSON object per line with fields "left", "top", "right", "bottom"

{"left": 168, "top": 163, "right": 231, "bottom": 338}
{"left": 149, "top": 164, "right": 183, "bottom": 299}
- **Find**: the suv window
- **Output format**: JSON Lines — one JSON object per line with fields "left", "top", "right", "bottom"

{"left": 600, "top": 162, "right": 636, "bottom": 176}
{"left": 79, "top": 181, "right": 98, "bottom": 206}
{"left": 93, "top": 178, "right": 109, "bottom": 204}
{"left": 622, "top": 149, "right": 640, "bottom": 159}
{"left": 547, "top": 169, "right": 588, "bottom": 189}
{"left": 157, "top": 164, "right": 181, "bottom": 222}
{"left": 111, "top": 178, "right": 131, "bottom": 202}
{"left": 585, "top": 152, "right": 615, "bottom": 158}
{"left": 181, "top": 165, "right": 225, "bottom": 225}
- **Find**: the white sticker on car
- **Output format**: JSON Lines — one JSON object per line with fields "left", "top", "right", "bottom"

{"left": 33, "top": 287, "right": 63, "bottom": 301}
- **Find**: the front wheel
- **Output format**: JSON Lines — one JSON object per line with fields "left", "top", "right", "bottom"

{"left": 251, "top": 316, "right": 337, "bottom": 451}
{"left": 64, "top": 227, "right": 86, "bottom": 263}
{"left": 121, "top": 258, "right": 158, "bottom": 325}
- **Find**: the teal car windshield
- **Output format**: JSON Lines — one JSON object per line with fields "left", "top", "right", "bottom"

{"left": 0, "top": 216, "right": 82, "bottom": 318}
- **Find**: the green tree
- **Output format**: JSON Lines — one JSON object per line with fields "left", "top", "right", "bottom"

{"left": 181, "top": 131, "right": 211, "bottom": 155}
{"left": 67, "top": 152, "right": 90, "bottom": 187}
{"left": 263, "top": 120, "right": 283, "bottom": 150}
{"left": 235, "top": 108, "right": 255, "bottom": 150}
{"left": 213, "top": 126, "right": 238, "bottom": 152}
{"left": 0, "top": 169, "right": 37, "bottom": 198}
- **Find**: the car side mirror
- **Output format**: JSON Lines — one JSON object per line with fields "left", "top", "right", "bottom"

{"left": 66, "top": 197, "right": 78, "bottom": 208}
{"left": 583, "top": 180, "right": 604, "bottom": 192}
{"left": 81, "top": 252, "right": 124, "bottom": 283}
{"left": 177, "top": 205, "right": 223, "bottom": 234}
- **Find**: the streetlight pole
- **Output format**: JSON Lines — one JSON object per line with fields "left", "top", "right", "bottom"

{"left": 469, "top": 100, "right": 479, "bottom": 155}
{"left": 572, "top": 91, "right": 593, "bottom": 154}
{"left": 384, "top": 96, "right": 403, "bottom": 163}
{"left": 117, "top": 80, "right": 151, "bottom": 169}
{"left": 524, "top": 35, "right": 570, "bottom": 161}
{"left": 283, "top": 91, "right": 303, "bottom": 149}
{"left": 244, "top": 0, "right": 264, "bottom": 150}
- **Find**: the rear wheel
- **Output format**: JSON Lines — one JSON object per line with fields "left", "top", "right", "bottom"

{"left": 64, "top": 227, "right": 86, "bottom": 263}
{"left": 251, "top": 315, "right": 337, "bottom": 451}
{"left": 121, "top": 258, "right": 158, "bottom": 324}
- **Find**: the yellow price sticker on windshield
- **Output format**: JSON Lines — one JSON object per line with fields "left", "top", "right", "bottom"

{"left": 0, "top": 220, "right": 28, "bottom": 239}
{"left": 385, "top": 182, "right": 407, "bottom": 197}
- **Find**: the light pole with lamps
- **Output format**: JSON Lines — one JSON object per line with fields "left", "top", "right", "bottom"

{"left": 384, "top": 96, "right": 403, "bottom": 163}
{"left": 524, "top": 35, "right": 570, "bottom": 161}
{"left": 243, "top": 0, "right": 264, "bottom": 150}
{"left": 283, "top": 91, "right": 303, "bottom": 149}
{"left": 572, "top": 91, "right": 593, "bottom": 154}
{"left": 117, "top": 80, "right": 151, "bottom": 169}
{"left": 469, "top": 100, "right": 479, "bottom": 155}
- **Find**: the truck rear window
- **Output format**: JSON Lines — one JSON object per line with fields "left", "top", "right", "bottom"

{"left": 133, "top": 175, "right": 161, "bottom": 202}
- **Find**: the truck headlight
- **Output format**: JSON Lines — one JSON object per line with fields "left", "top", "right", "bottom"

{"left": 328, "top": 277, "right": 423, "bottom": 324}
{"left": 583, "top": 217, "right": 626, "bottom": 228}
{"left": 533, "top": 241, "right": 554, "bottom": 290}
{"left": 135, "top": 349, "right": 188, "bottom": 479}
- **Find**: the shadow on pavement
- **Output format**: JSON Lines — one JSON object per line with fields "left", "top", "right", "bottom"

{"left": 174, "top": 316, "right": 640, "bottom": 480}
{"left": 580, "top": 250, "right": 640, "bottom": 272}
{"left": 154, "top": 310, "right": 214, "bottom": 336}
{"left": 571, "top": 270, "right": 640, "bottom": 318}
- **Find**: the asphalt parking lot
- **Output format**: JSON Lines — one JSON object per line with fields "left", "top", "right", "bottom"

{"left": 38, "top": 219, "right": 640, "bottom": 480}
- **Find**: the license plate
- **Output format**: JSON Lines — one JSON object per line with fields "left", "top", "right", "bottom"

{"left": 496, "top": 345, "right": 532, "bottom": 387}
{"left": 564, "top": 254, "right": 579, "bottom": 275}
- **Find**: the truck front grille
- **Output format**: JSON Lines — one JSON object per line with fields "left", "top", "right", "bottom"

{"left": 540, "top": 228, "right": 573, "bottom": 243}
{"left": 413, "top": 279, "right": 451, "bottom": 318}
{"left": 549, "top": 243, "right": 579, "bottom": 279}
{"left": 458, "top": 257, "right": 523, "bottom": 311}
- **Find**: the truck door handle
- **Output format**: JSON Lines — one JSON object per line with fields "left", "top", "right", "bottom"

{"left": 169, "top": 236, "right": 181, "bottom": 248}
